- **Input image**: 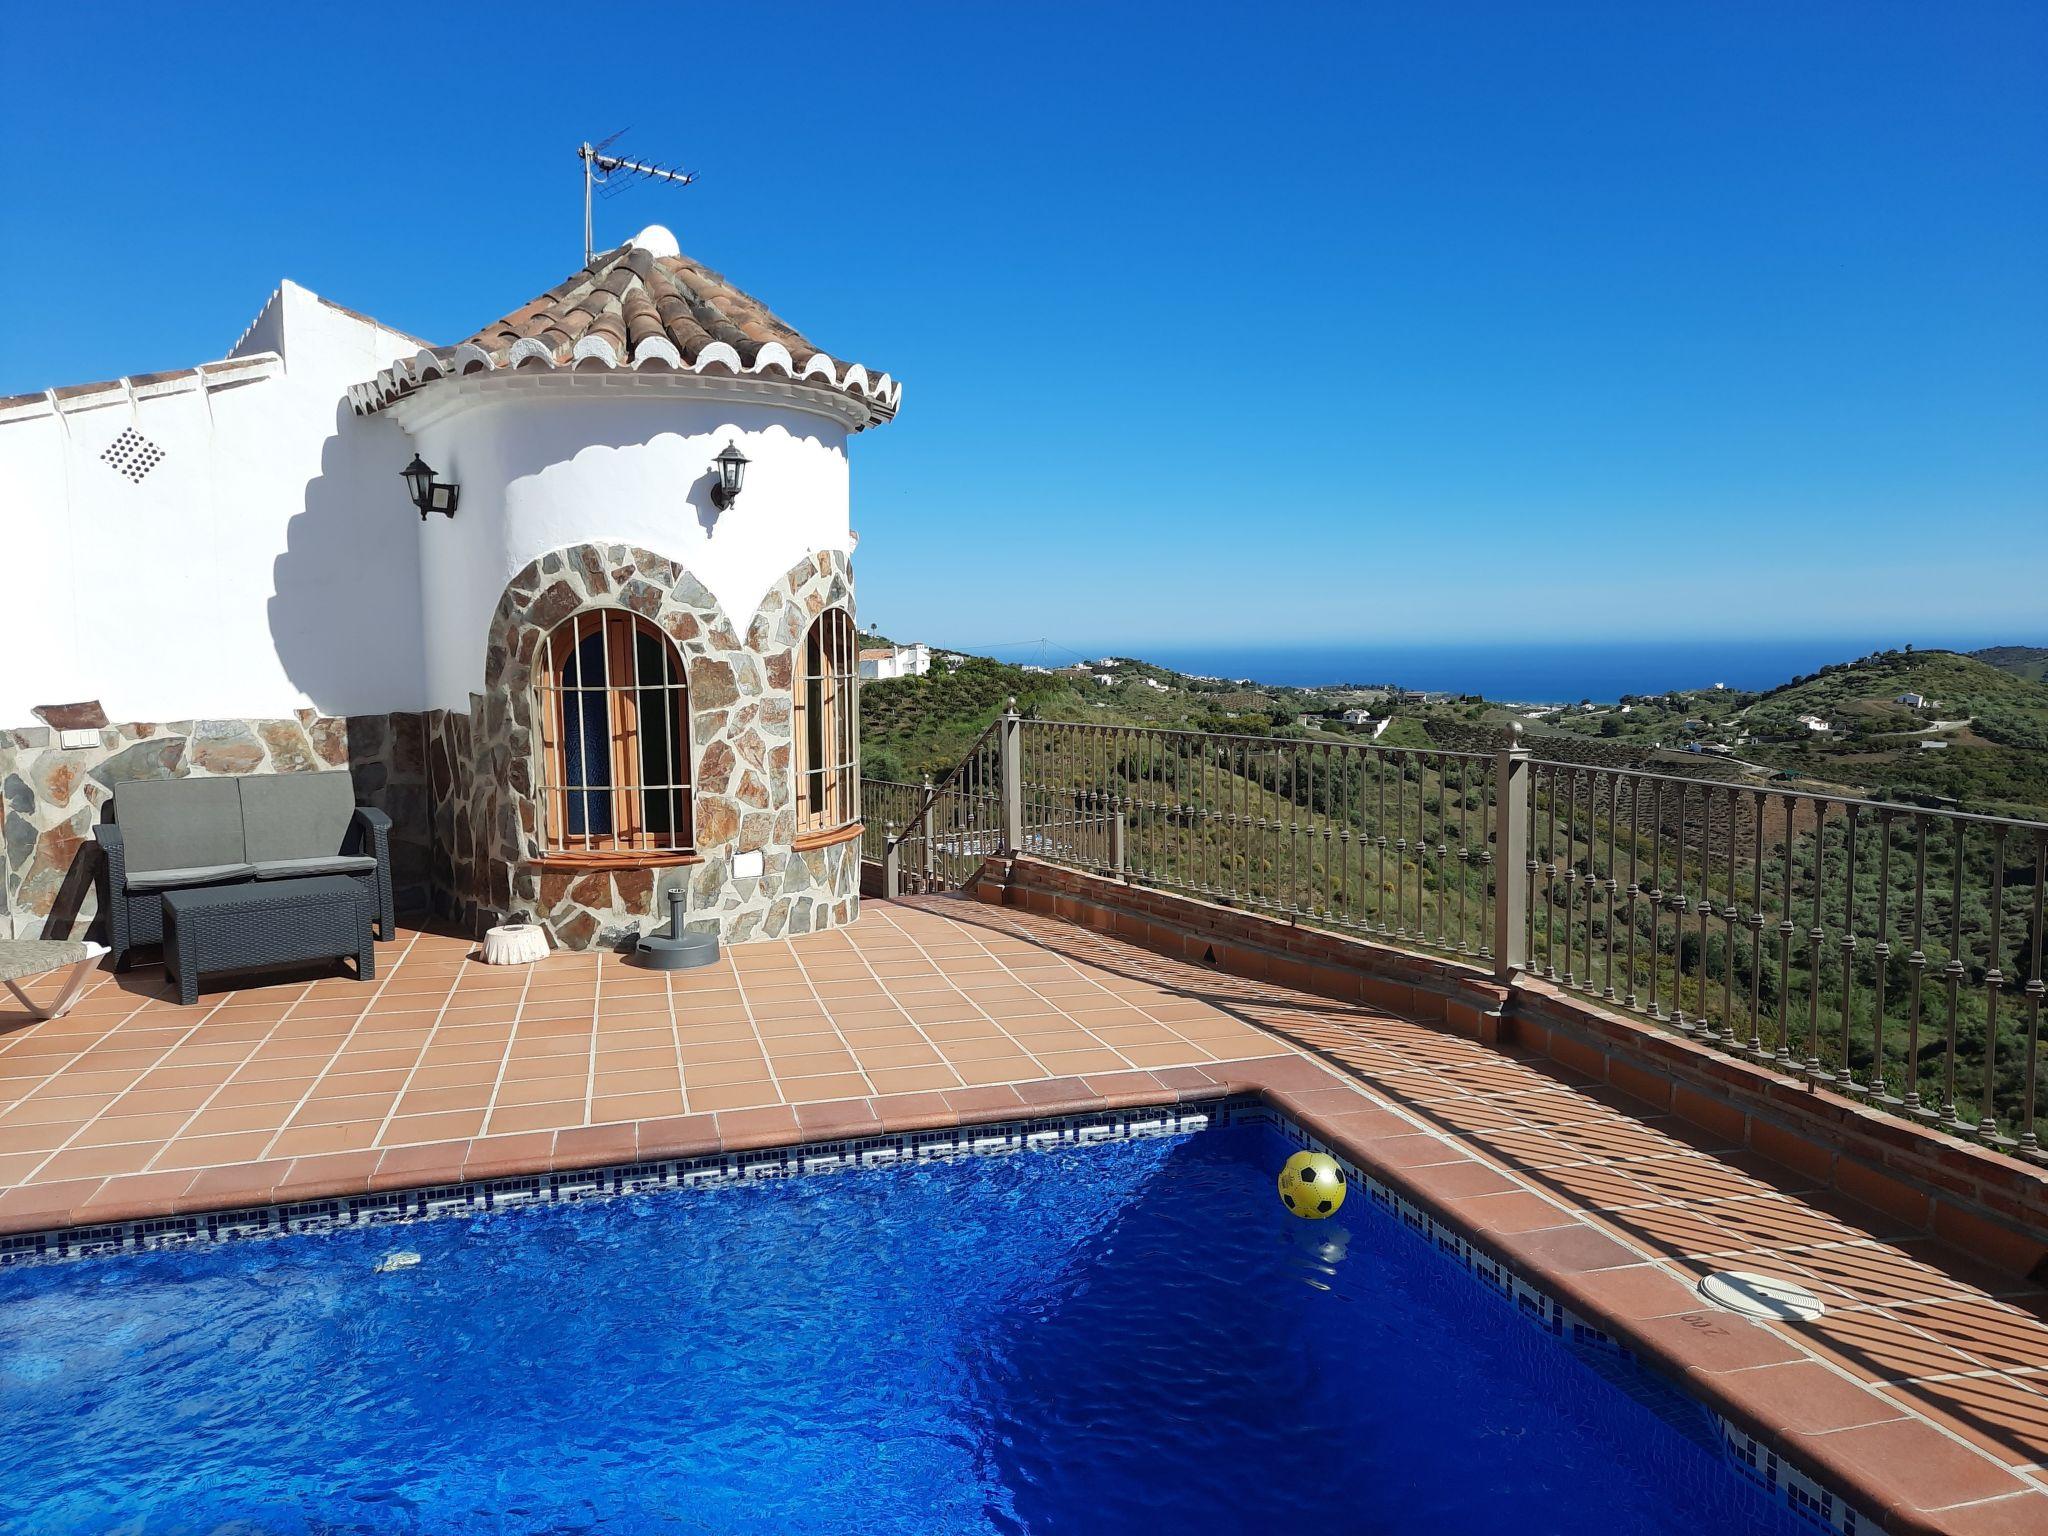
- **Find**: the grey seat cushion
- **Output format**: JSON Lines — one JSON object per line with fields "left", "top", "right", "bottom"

{"left": 114, "top": 778, "right": 246, "bottom": 876}
{"left": 127, "top": 863, "right": 257, "bottom": 892}
{"left": 252, "top": 855, "right": 378, "bottom": 879}
{"left": 239, "top": 773, "right": 358, "bottom": 865}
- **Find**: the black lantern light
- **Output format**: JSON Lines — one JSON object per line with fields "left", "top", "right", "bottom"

{"left": 400, "top": 453, "right": 459, "bottom": 520}
{"left": 709, "top": 440, "right": 750, "bottom": 510}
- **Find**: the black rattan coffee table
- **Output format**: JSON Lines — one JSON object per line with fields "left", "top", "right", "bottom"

{"left": 160, "top": 875, "right": 373, "bottom": 1006}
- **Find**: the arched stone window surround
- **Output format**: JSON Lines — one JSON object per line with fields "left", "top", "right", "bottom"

{"left": 437, "top": 542, "right": 855, "bottom": 948}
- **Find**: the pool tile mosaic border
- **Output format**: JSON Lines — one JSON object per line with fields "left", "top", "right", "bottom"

{"left": 0, "top": 1092, "right": 1876, "bottom": 1536}
{"left": 0, "top": 1101, "right": 1225, "bottom": 1266}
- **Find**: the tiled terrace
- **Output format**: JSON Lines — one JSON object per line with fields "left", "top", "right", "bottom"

{"left": 2, "top": 895, "right": 2045, "bottom": 1530}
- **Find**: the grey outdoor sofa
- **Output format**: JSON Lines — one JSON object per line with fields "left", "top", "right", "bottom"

{"left": 94, "top": 773, "right": 393, "bottom": 971}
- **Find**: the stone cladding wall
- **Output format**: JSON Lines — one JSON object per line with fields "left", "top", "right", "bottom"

{"left": 424, "top": 543, "right": 859, "bottom": 950}
{"left": 0, "top": 711, "right": 431, "bottom": 941}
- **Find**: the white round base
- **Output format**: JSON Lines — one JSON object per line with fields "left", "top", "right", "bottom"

{"left": 1698, "top": 1270, "right": 1825, "bottom": 1322}
{"left": 481, "top": 924, "right": 550, "bottom": 965}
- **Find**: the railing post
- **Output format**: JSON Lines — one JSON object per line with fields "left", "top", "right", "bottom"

{"left": 919, "top": 776, "right": 936, "bottom": 885}
{"left": 999, "top": 699, "right": 1024, "bottom": 856}
{"left": 1111, "top": 810, "right": 1126, "bottom": 880}
{"left": 883, "top": 822, "right": 902, "bottom": 899}
{"left": 1494, "top": 724, "right": 1531, "bottom": 982}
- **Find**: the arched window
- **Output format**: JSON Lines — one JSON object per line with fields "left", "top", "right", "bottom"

{"left": 793, "top": 608, "right": 859, "bottom": 836}
{"left": 534, "top": 610, "right": 692, "bottom": 854}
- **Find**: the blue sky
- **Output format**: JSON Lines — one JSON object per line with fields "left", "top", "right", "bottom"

{"left": 3, "top": 2, "right": 2042, "bottom": 654}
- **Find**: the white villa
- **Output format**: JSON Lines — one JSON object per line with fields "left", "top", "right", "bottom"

{"left": 0, "top": 225, "right": 899, "bottom": 949}
{"left": 858, "top": 642, "right": 931, "bottom": 682}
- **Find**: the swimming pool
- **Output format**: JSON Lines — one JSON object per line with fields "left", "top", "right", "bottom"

{"left": 0, "top": 1119, "right": 1818, "bottom": 1535}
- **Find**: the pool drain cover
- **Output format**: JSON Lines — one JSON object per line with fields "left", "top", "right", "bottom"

{"left": 1698, "top": 1270, "right": 1824, "bottom": 1322}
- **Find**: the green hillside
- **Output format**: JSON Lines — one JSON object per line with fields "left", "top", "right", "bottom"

{"left": 859, "top": 655, "right": 1379, "bottom": 784}
{"left": 1973, "top": 645, "right": 2048, "bottom": 683}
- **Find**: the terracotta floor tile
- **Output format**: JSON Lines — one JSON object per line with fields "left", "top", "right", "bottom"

{"left": 866, "top": 1065, "right": 963, "bottom": 1096}
{"left": 951, "top": 1057, "right": 1048, "bottom": 1087}
{"left": 1793, "top": 1416, "right": 2028, "bottom": 1515}
{"left": 380, "top": 1107, "right": 489, "bottom": 1144}
{"left": 687, "top": 1082, "right": 784, "bottom": 1113}
{"left": 151, "top": 1130, "right": 282, "bottom": 1171}
{"left": 484, "top": 1101, "right": 586, "bottom": 1136}
{"left": 267, "top": 1122, "right": 380, "bottom": 1159}
{"left": 685, "top": 1057, "right": 773, "bottom": 1088}
{"left": 1893, "top": 1300, "right": 2048, "bottom": 1375}
{"left": 779, "top": 1073, "right": 871, "bottom": 1104}
{"left": 1879, "top": 1373, "right": 2048, "bottom": 1469}
{"left": 36, "top": 1142, "right": 161, "bottom": 1181}
{"left": 1596, "top": 1202, "right": 1752, "bottom": 1258}
{"left": 1791, "top": 1307, "right": 1986, "bottom": 1384}
{"left": 496, "top": 1075, "right": 587, "bottom": 1108}
{"left": 590, "top": 1090, "right": 688, "bottom": 1123}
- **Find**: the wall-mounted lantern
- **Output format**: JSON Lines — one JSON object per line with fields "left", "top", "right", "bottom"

{"left": 401, "top": 454, "right": 460, "bottom": 520}
{"left": 709, "top": 440, "right": 750, "bottom": 511}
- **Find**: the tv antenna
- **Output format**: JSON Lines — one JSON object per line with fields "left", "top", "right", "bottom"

{"left": 579, "top": 134, "right": 697, "bottom": 264}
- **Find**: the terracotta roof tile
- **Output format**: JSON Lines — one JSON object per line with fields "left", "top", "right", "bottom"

{"left": 353, "top": 236, "right": 899, "bottom": 429}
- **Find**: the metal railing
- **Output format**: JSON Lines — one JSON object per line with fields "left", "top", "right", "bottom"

{"left": 866, "top": 705, "right": 2047, "bottom": 1163}
{"left": 1520, "top": 760, "right": 2047, "bottom": 1154}
{"left": 1017, "top": 719, "right": 1501, "bottom": 963}
{"left": 866, "top": 721, "right": 1007, "bottom": 895}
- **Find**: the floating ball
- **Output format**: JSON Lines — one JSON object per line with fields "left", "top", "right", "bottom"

{"left": 1277, "top": 1151, "right": 1347, "bottom": 1220}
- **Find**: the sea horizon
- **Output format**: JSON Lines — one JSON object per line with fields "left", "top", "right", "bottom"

{"left": 1104, "top": 636, "right": 2036, "bottom": 706}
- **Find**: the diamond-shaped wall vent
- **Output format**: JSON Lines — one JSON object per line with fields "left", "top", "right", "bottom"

{"left": 100, "top": 428, "right": 167, "bottom": 483}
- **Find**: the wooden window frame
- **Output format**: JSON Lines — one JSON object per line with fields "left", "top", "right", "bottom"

{"left": 792, "top": 608, "right": 860, "bottom": 838}
{"left": 533, "top": 609, "right": 694, "bottom": 857}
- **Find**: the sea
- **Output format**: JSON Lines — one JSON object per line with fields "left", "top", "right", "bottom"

{"left": 1124, "top": 637, "right": 2024, "bottom": 707}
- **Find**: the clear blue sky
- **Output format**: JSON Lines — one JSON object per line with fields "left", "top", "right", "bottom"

{"left": 3, "top": 2, "right": 2042, "bottom": 653}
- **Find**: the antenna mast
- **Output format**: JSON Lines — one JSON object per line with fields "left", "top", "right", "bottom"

{"left": 579, "top": 137, "right": 698, "bottom": 264}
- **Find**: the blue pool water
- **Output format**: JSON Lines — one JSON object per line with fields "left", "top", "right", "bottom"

{"left": 0, "top": 1124, "right": 1812, "bottom": 1536}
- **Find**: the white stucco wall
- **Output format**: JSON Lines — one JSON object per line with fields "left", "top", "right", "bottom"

{"left": 402, "top": 383, "right": 854, "bottom": 712}
{"left": 0, "top": 282, "right": 425, "bottom": 726}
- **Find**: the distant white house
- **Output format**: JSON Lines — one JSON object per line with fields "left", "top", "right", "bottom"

{"left": 1095, "top": 657, "right": 1120, "bottom": 668}
{"left": 859, "top": 642, "right": 930, "bottom": 681}
{"left": 1020, "top": 664, "right": 1051, "bottom": 674}
{"left": 1797, "top": 714, "right": 1832, "bottom": 733}
{"left": 1340, "top": 708, "right": 1373, "bottom": 725}
{"left": 1896, "top": 692, "right": 1926, "bottom": 709}
{"left": 1139, "top": 676, "right": 1169, "bottom": 691}
{"left": 1092, "top": 674, "right": 1117, "bottom": 687}
{"left": 1919, "top": 739, "right": 1949, "bottom": 751}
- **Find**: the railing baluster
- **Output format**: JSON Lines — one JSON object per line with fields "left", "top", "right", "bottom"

{"left": 1745, "top": 789, "right": 1766, "bottom": 1057}
{"left": 1943, "top": 819, "right": 1966, "bottom": 1128}
{"left": 1836, "top": 805, "right": 1862, "bottom": 1094}
{"left": 2021, "top": 830, "right": 2045, "bottom": 1162}
{"left": 1804, "top": 802, "right": 1828, "bottom": 1082}
{"left": 1904, "top": 814, "right": 1930, "bottom": 1114}
{"left": 1979, "top": 826, "right": 2007, "bottom": 1144}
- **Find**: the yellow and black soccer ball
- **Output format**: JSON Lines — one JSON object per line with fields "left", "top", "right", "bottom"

{"left": 1277, "top": 1151, "right": 1347, "bottom": 1220}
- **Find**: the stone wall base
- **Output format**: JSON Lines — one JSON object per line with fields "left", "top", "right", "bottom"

{"left": 1, "top": 710, "right": 431, "bottom": 942}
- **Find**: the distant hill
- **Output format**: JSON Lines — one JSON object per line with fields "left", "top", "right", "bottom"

{"left": 1752, "top": 649, "right": 2047, "bottom": 742}
{"left": 1972, "top": 645, "right": 2048, "bottom": 683}
{"left": 865, "top": 642, "right": 2048, "bottom": 820}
